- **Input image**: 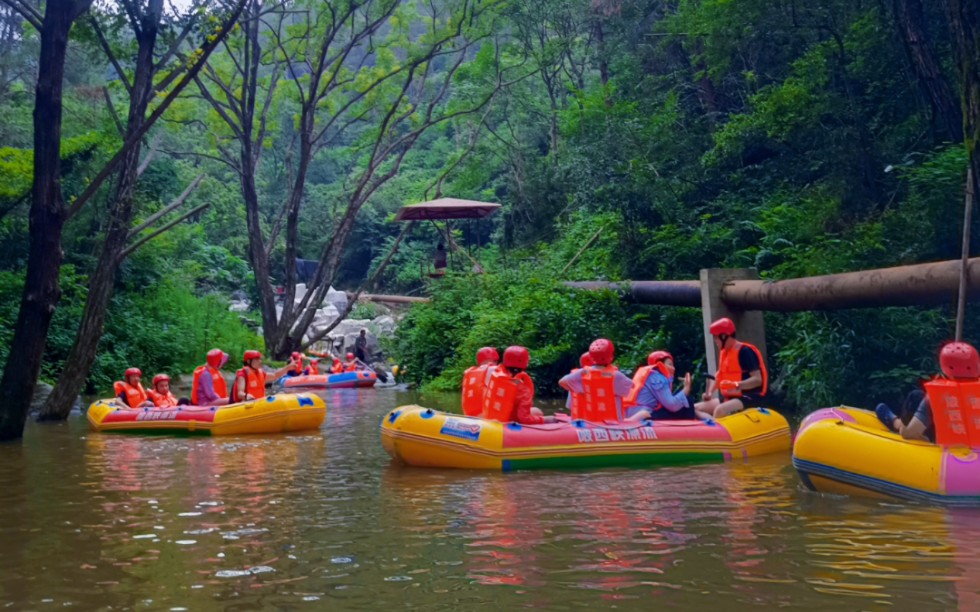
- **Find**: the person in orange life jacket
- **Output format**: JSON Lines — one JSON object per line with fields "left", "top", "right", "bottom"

{"left": 695, "top": 317, "right": 768, "bottom": 419}
{"left": 282, "top": 351, "right": 308, "bottom": 377}
{"left": 876, "top": 342, "right": 980, "bottom": 443}
{"left": 564, "top": 352, "right": 594, "bottom": 416}
{"left": 114, "top": 367, "right": 155, "bottom": 408}
{"left": 462, "top": 347, "right": 499, "bottom": 417}
{"left": 146, "top": 373, "right": 189, "bottom": 408}
{"left": 231, "top": 350, "right": 295, "bottom": 402}
{"left": 482, "top": 346, "right": 553, "bottom": 424}
{"left": 558, "top": 339, "right": 634, "bottom": 421}
{"left": 330, "top": 356, "right": 344, "bottom": 374}
{"left": 191, "top": 348, "right": 230, "bottom": 405}
{"left": 343, "top": 352, "right": 359, "bottom": 372}
{"left": 308, "top": 358, "right": 320, "bottom": 375}
{"left": 624, "top": 351, "right": 698, "bottom": 421}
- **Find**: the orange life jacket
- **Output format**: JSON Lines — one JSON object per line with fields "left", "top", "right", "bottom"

{"left": 623, "top": 363, "right": 671, "bottom": 409}
{"left": 231, "top": 366, "right": 267, "bottom": 403}
{"left": 580, "top": 365, "right": 623, "bottom": 422}
{"left": 113, "top": 381, "right": 148, "bottom": 408}
{"left": 567, "top": 368, "right": 587, "bottom": 419}
{"left": 331, "top": 360, "right": 344, "bottom": 374}
{"left": 344, "top": 361, "right": 358, "bottom": 372}
{"left": 717, "top": 341, "right": 767, "bottom": 398}
{"left": 924, "top": 378, "right": 980, "bottom": 446}
{"left": 462, "top": 363, "right": 494, "bottom": 417}
{"left": 147, "top": 389, "right": 178, "bottom": 408}
{"left": 308, "top": 362, "right": 319, "bottom": 375}
{"left": 191, "top": 364, "right": 228, "bottom": 405}
{"left": 482, "top": 368, "right": 533, "bottom": 422}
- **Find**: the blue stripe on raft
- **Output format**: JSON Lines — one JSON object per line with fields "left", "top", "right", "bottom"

{"left": 793, "top": 457, "right": 980, "bottom": 506}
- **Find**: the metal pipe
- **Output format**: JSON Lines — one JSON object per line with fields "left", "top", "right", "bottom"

{"left": 566, "top": 257, "right": 980, "bottom": 311}
{"left": 722, "top": 258, "right": 980, "bottom": 311}
{"left": 564, "top": 281, "right": 702, "bottom": 307}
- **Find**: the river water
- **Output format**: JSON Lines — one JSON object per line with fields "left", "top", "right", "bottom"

{"left": 1, "top": 387, "right": 978, "bottom": 610}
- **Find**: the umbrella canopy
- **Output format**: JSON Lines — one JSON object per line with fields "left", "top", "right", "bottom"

{"left": 394, "top": 198, "right": 501, "bottom": 221}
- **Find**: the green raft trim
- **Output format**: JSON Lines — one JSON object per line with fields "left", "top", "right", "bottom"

{"left": 502, "top": 451, "right": 727, "bottom": 471}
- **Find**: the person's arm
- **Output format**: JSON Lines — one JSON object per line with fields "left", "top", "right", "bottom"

{"left": 234, "top": 374, "right": 251, "bottom": 401}
{"left": 702, "top": 376, "right": 718, "bottom": 401}
{"left": 736, "top": 347, "right": 763, "bottom": 393}
{"left": 613, "top": 372, "right": 634, "bottom": 397}
{"left": 118, "top": 392, "right": 131, "bottom": 407}
{"left": 270, "top": 363, "right": 293, "bottom": 379}
{"left": 197, "top": 370, "right": 219, "bottom": 405}
{"left": 648, "top": 374, "right": 688, "bottom": 412}
{"left": 559, "top": 370, "right": 583, "bottom": 393}
{"left": 514, "top": 382, "right": 544, "bottom": 424}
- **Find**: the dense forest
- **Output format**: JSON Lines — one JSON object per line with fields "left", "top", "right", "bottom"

{"left": 0, "top": 0, "right": 978, "bottom": 440}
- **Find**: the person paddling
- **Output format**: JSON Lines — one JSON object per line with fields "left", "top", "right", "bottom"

{"left": 231, "top": 350, "right": 294, "bottom": 402}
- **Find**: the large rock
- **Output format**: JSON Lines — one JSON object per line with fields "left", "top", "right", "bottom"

{"left": 28, "top": 383, "right": 53, "bottom": 415}
{"left": 28, "top": 383, "right": 82, "bottom": 415}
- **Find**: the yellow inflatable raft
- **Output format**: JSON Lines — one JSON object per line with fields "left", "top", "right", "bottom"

{"left": 86, "top": 393, "right": 326, "bottom": 435}
{"left": 380, "top": 406, "right": 791, "bottom": 471}
{"left": 793, "top": 407, "right": 980, "bottom": 505}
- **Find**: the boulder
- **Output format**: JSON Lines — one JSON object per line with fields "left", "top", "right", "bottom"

{"left": 28, "top": 383, "right": 53, "bottom": 415}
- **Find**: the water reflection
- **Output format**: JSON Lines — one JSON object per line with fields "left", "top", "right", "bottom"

{"left": 0, "top": 391, "right": 978, "bottom": 609}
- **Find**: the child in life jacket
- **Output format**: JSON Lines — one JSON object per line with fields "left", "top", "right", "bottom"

{"left": 482, "top": 346, "right": 553, "bottom": 424}
{"left": 461, "top": 347, "right": 499, "bottom": 417}
{"left": 114, "top": 367, "right": 155, "bottom": 408}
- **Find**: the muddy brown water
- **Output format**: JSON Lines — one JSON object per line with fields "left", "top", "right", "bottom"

{"left": 1, "top": 387, "right": 978, "bottom": 610}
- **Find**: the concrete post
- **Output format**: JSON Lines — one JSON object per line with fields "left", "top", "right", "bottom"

{"left": 700, "top": 269, "right": 768, "bottom": 376}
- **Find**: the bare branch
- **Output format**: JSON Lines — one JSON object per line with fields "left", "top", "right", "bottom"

{"left": 120, "top": 201, "right": 210, "bottom": 259}
{"left": 127, "top": 173, "right": 205, "bottom": 238}
{"left": 101, "top": 85, "right": 126, "bottom": 136}
{"left": 65, "top": 0, "right": 248, "bottom": 220}
{"left": 91, "top": 17, "right": 133, "bottom": 94}
{"left": 136, "top": 134, "right": 162, "bottom": 177}
{"left": 3, "top": 0, "right": 41, "bottom": 30}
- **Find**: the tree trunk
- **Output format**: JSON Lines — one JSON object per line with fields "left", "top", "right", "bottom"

{"left": 943, "top": 0, "right": 980, "bottom": 191}
{"left": 0, "top": 0, "right": 89, "bottom": 441}
{"left": 895, "top": 0, "right": 963, "bottom": 142}
{"left": 39, "top": 0, "right": 162, "bottom": 421}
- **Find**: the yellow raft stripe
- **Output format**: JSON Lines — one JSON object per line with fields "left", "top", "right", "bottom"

{"left": 92, "top": 408, "right": 325, "bottom": 431}
{"left": 381, "top": 427, "right": 789, "bottom": 458}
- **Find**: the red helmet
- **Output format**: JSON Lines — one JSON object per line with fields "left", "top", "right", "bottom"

{"left": 152, "top": 373, "right": 170, "bottom": 387}
{"left": 346, "top": 353, "right": 355, "bottom": 360}
{"left": 709, "top": 317, "right": 736, "bottom": 336}
{"left": 310, "top": 358, "right": 319, "bottom": 364}
{"left": 580, "top": 352, "right": 595, "bottom": 368}
{"left": 502, "top": 346, "right": 530, "bottom": 369}
{"left": 476, "top": 347, "right": 499, "bottom": 365}
{"left": 291, "top": 351, "right": 302, "bottom": 360}
{"left": 206, "top": 348, "right": 227, "bottom": 369}
{"left": 125, "top": 367, "right": 142, "bottom": 378}
{"left": 588, "top": 338, "right": 615, "bottom": 366}
{"left": 648, "top": 351, "right": 673, "bottom": 366}
{"left": 940, "top": 342, "right": 980, "bottom": 380}
{"left": 243, "top": 349, "right": 262, "bottom": 363}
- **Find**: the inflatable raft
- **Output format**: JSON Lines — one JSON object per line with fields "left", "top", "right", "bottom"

{"left": 279, "top": 371, "right": 377, "bottom": 389}
{"left": 793, "top": 407, "right": 980, "bottom": 505}
{"left": 86, "top": 393, "right": 326, "bottom": 435}
{"left": 380, "top": 406, "right": 790, "bottom": 471}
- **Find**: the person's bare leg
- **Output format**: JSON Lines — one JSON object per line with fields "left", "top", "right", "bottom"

{"left": 694, "top": 398, "right": 721, "bottom": 416}
{"left": 714, "top": 399, "right": 746, "bottom": 418}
